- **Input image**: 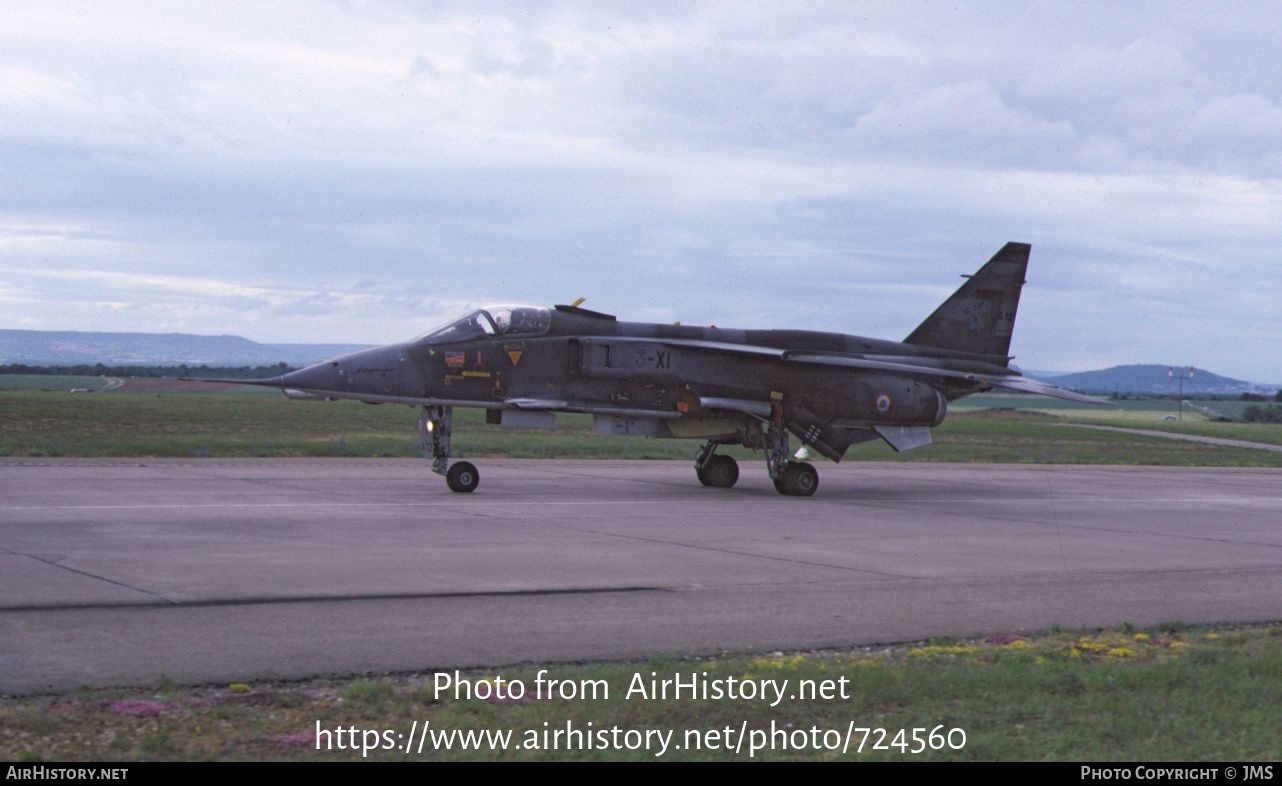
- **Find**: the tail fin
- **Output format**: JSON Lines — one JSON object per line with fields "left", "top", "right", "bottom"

{"left": 904, "top": 242, "right": 1030, "bottom": 363}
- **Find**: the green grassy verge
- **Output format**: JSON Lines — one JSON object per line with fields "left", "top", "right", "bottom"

{"left": 953, "top": 392, "right": 1207, "bottom": 417}
{"left": 3, "top": 391, "right": 1282, "bottom": 465}
{"left": 847, "top": 413, "right": 1282, "bottom": 466}
{"left": 2, "top": 624, "right": 1277, "bottom": 761}
{"left": 954, "top": 393, "right": 1282, "bottom": 446}
{"left": 0, "top": 391, "right": 692, "bottom": 459}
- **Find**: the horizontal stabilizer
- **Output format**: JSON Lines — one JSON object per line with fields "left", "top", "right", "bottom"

{"left": 990, "top": 376, "right": 1111, "bottom": 405}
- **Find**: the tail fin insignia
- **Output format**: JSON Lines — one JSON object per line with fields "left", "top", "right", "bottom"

{"left": 904, "top": 242, "right": 1030, "bottom": 363}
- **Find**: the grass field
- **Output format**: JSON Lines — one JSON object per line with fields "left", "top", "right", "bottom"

{"left": 954, "top": 392, "right": 1212, "bottom": 421}
{"left": 0, "top": 391, "right": 692, "bottom": 459}
{"left": 2, "top": 623, "right": 1276, "bottom": 761}
{"left": 954, "top": 393, "right": 1282, "bottom": 446}
{"left": 3, "top": 390, "right": 1282, "bottom": 465}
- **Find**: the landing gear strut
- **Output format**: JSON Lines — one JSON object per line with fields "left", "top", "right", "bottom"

{"left": 764, "top": 410, "right": 817, "bottom": 497}
{"left": 421, "top": 405, "right": 478, "bottom": 493}
{"left": 694, "top": 441, "right": 739, "bottom": 488}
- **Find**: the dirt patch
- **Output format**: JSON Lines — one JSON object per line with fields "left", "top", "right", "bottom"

{"left": 960, "top": 407, "right": 1057, "bottom": 420}
{"left": 116, "top": 378, "right": 246, "bottom": 393}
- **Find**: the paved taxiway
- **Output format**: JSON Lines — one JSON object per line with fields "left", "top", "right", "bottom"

{"left": 3, "top": 458, "right": 1280, "bottom": 693}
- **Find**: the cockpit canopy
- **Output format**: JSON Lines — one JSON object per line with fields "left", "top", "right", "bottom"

{"left": 416, "top": 305, "right": 551, "bottom": 344}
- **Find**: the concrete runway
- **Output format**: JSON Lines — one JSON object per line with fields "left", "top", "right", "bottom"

{"left": 3, "top": 458, "right": 1281, "bottom": 694}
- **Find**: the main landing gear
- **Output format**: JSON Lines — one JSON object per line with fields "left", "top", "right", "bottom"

{"left": 694, "top": 442, "right": 740, "bottom": 488}
{"left": 764, "top": 417, "right": 818, "bottom": 497}
{"left": 422, "top": 405, "right": 479, "bottom": 493}
{"left": 773, "top": 461, "right": 818, "bottom": 496}
{"left": 693, "top": 419, "right": 818, "bottom": 497}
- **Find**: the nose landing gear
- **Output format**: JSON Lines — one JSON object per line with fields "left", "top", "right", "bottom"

{"left": 421, "top": 405, "right": 479, "bottom": 493}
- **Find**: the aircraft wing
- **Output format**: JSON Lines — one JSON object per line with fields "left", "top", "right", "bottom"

{"left": 783, "top": 352, "right": 1109, "bottom": 404}
{"left": 190, "top": 376, "right": 290, "bottom": 386}
{"left": 588, "top": 338, "right": 1107, "bottom": 405}
{"left": 629, "top": 338, "right": 784, "bottom": 357}
{"left": 182, "top": 377, "right": 681, "bottom": 417}
{"left": 504, "top": 398, "right": 680, "bottom": 418}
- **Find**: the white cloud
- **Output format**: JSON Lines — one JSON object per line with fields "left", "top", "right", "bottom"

{"left": 848, "top": 80, "right": 1079, "bottom": 167}
{"left": 1024, "top": 36, "right": 1198, "bottom": 107}
{"left": 1, "top": 2, "right": 1281, "bottom": 380}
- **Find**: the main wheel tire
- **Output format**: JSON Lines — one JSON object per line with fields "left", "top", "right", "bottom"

{"left": 703, "top": 455, "right": 739, "bottom": 488}
{"left": 696, "top": 465, "right": 712, "bottom": 486}
{"left": 446, "top": 461, "right": 479, "bottom": 493}
{"left": 782, "top": 461, "right": 818, "bottom": 496}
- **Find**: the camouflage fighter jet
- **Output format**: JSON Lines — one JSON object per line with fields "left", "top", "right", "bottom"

{"left": 204, "top": 243, "right": 1100, "bottom": 495}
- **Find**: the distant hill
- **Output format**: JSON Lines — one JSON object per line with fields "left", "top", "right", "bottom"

{"left": 1038, "top": 364, "right": 1272, "bottom": 396}
{"left": 0, "top": 330, "right": 372, "bottom": 367}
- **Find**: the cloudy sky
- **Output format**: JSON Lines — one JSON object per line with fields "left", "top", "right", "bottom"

{"left": 2, "top": 1, "right": 1280, "bottom": 380}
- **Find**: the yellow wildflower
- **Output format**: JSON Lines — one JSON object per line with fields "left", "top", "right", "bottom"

{"left": 907, "top": 644, "right": 980, "bottom": 658}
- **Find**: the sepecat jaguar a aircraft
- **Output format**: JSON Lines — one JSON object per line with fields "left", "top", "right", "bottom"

{"left": 201, "top": 242, "right": 1101, "bottom": 496}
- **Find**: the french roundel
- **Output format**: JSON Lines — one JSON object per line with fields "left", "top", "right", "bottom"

{"left": 875, "top": 392, "right": 892, "bottom": 413}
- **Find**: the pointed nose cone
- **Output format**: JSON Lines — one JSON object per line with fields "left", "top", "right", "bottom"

{"left": 281, "top": 359, "right": 346, "bottom": 392}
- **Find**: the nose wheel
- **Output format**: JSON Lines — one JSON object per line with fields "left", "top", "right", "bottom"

{"left": 422, "top": 405, "right": 480, "bottom": 493}
{"left": 446, "top": 461, "right": 479, "bottom": 493}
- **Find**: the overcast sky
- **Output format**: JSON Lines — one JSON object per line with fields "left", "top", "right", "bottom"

{"left": 2, "top": 2, "right": 1279, "bottom": 380}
